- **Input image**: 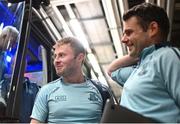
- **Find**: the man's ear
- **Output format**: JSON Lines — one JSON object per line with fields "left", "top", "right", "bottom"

{"left": 148, "top": 21, "right": 159, "bottom": 38}
{"left": 76, "top": 53, "right": 85, "bottom": 62}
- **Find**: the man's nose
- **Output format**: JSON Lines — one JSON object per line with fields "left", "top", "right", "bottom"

{"left": 121, "top": 35, "right": 128, "bottom": 44}
{"left": 54, "top": 56, "right": 61, "bottom": 63}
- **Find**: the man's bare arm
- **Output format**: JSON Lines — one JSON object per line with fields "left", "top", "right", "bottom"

{"left": 30, "top": 119, "right": 41, "bottom": 124}
{"left": 107, "top": 54, "right": 139, "bottom": 76}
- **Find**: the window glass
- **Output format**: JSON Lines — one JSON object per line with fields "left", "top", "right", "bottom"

{"left": 0, "top": 1, "right": 24, "bottom": 80}
{"left": 0, "top": 1, "right": 24, "bottom": 117}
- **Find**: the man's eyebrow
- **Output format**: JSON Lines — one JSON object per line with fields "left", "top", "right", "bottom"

{"left": 123, "top": 29, "right": 133, "bottom": 34}
{"left": 124, "top": 28, "right": 131, "bottom": 32}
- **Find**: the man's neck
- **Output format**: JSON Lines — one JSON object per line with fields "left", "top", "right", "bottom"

{"left": 63, "top": 73, "right": 85, "bottom": 84}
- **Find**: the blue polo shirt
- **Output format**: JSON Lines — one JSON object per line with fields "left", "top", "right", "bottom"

{"left": 31, "top": 77, "right": 103, "bottom": 123}
{"left": 111, "top": 44, "right": 180, "bottom": 122}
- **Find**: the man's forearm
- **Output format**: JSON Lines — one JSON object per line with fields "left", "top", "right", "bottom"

{"left": 107, "top": 54, "right": 138, "bottom": 76}
{"left": 30, "top": 119, "right": 41, "bottom": 124}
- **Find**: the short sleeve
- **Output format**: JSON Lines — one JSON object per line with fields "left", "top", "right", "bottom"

{"left": 111, "top": 65, "right": 135, "bottom": 86}
{"left": 30, "top": 87, "right": 49, "bottom": 122}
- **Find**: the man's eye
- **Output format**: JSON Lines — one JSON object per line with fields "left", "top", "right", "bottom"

{"left": 126, "top": 31, "right": 133, "bottom": 36}
{"left": 53, "top": 53, "right": 65, "bottom": 59}
{"left": 123, "top": 30, "right": 133, "bottom": 36}
{"left": 60, "top": 54, "right": 64, "bottom": 57}
{"left": 58, "top": 53, "right": 66, "bottom": 58}
{"left": 124, "top": 32, "right": 129, "bottom": 36}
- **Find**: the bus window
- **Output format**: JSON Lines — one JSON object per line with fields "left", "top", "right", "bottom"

{"left": 24, "top": 33, "right": 44, "bottom": 86}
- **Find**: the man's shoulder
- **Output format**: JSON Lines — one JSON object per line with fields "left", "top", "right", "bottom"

{"left": 88, "top": 79, "right": 108, "bottom": 89}
{"left": 85, "top": 78, "right": 110, "bottom": 95}
{"left": 40, "top": 78, "right": 61, "bottom": 91}
{"left": 49, "top": 78, "right": 61, "bottom": 84}
{"left": 150, "top": 46, "right": 180, "bottom": 66}
{"left": 155, "top": 46, "right": 179, "bottom": 58}
{"left": 88, "top": 79, "right": 110, "bottom": 96}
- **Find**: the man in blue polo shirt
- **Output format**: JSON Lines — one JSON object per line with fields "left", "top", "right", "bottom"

{"left": 31, "top": 37, "right": 110, "bottom": 123}
{"left": 107, "top": 2, "right": 180, "bottom": 123}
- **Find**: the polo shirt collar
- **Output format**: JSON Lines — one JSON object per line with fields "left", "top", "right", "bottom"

{"left": 139, "top": 44, "right": 156, "bottom": 62}
{"left": 139, "top": 41, "right": 170, "bottom": 61}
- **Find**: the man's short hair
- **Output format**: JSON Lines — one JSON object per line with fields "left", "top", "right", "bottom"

{"left": 123, "top": 2, "right": 169, "bottom": 40}
{"left": 53, "top": 37, "right": 86, "bottom": 57}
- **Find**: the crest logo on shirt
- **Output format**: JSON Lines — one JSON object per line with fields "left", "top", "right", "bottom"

{"left": 55, "top": 95, "right": 67, "bottom": 102}
{"left": 88, "top": 93, "right": 98, "bottom": 101}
